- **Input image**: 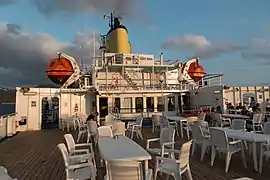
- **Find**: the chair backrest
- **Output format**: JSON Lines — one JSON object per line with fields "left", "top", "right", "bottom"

{"left": 178, "top": 140, "right": 192, "bottom": 167}
{"left": 105, "top": 114, "right": 115, "bottom": 125}
{"left": 198, "top": 112, "right": 206, "bottom": 121}
{"left": 87, "top": 121, "right": 98, "bottom": 135}
{"left": 211, "top": 112, "right": 222, "bottom": 121}
{"left": 231, "top": 119, "right": 246, "bottom": 130}
{"left": 152, "top": 115, "right": 161, "bottom": 125}
{"left": 161, "top": 116, "right": 169, "bottom": 127}
{"left": 193, "top": 120, "right": 208, "bottom": 129}
{"left": 64, "top": 134, "right": 76, "bottom": 152}
{"left": 57, "top": 143, "right": 69, "bottom": 167}
{"left": 253, "top": 113, "right": 263, "bottom": 123}
{"left": 160, "top": 127, "right": 175, "bottom": 146}
{"left": 112, "top": 122, "right": 126, "bottom": 136}
{"left": 190, "top": 124, "right": 205, "bottom": 142}
{"left": 209, "top": 128, "right": 228, "bottom": 150}
{"left": 187, "top": 116, "right": 198, "bottom": 125}
{"left": 98, "top": 126, "right": 113, "bottom": 137}
{"left": 76, "top": 118, "right": 85, "bottom": 131}
{"left": 263, "top": 122, "right": 270, "bottom": 134}
{"left": 135, "top": 116, "right": 143, "bottom": 126}
{"left": 107, "top": 161, "right": 143, "bottom": 180}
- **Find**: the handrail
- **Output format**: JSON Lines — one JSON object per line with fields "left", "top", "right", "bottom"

{"left": 0, "top": 113, "right": 17, "bottom": 141}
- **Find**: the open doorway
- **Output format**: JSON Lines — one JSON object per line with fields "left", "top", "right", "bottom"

{"left": 99, "top": 97, "right": 108, "bottom": 118}
{"left": 41, "top": 97, "right": 59, "bottom": 129}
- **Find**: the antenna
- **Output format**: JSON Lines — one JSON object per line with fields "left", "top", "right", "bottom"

{"left": 80, "top": 22, "right": 84, "bottom": 72}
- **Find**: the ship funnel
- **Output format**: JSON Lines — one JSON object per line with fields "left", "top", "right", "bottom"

{"left": 105, "top": 12, "right": 131, "bottom": 54}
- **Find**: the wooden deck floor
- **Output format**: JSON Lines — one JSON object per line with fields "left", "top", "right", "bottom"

{"left": 0, "top": 127, "right": 270, "bottom": 180}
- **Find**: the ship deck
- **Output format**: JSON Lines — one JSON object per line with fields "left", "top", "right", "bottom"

{"left": 0, "top": 128, "right": 270, "bottom": 180}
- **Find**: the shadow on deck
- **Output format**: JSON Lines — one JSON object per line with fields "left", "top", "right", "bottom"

{"left": 0, "top": 127, "right": 270, "bottom": 180}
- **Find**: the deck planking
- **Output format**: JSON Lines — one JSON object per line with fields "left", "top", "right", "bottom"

{"left": 0, "top": 127, "right": 270, "bottom": 180}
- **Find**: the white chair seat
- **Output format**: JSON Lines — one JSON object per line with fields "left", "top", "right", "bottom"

{"left": 69, "top": 166, "right": 93, "bottom": 180}
{"left": 0, "top": 166, "right": 17, "bottom": 180}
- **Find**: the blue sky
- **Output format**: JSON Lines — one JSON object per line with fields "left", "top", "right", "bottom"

{"left": 0, "top": 0, "right": 270, "bottom": 86}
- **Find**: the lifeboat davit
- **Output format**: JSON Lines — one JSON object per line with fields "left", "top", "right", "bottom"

{"left": 45, "top": 57, "right": 74, "bottom": 85}
{"left": 187, "top": 62, "right": 206, "bottom": 82}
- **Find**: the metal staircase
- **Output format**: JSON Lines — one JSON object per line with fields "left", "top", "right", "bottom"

{"left": 108, "top": 106, "right": 120, "bottom": 120}
{"left": 123, "top": 69, "right": 139, "bottom": 90}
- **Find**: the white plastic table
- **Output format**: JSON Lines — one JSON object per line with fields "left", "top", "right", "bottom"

{"left": 222, "top": 114, "right": 250, "bottom": 119}
{"left": 212, "top": 127, "right": 270, "bottom": 171}
{"left": 98, "top": 136, "right": 151, "bottom": 174}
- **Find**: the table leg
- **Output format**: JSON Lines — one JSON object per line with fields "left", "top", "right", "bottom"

{"left": 252, "top": 142, "right": 258, "bottom": 171}
{"left": 180, "top": 121, "right": 183, "bottom": 138}
{"left": 144, "top": 160, "right": 149, "bottom": 177}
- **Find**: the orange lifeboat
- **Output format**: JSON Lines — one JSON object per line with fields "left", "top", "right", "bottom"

{"left": 187, "top": 62, "right": 206, "bottom": 82}
{"left": 45, "top": 57, "right": 74, "bottom": 85}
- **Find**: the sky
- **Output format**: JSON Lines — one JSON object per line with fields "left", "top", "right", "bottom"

{"left": 0, "top": 0, "right": 270, "bottom": 87}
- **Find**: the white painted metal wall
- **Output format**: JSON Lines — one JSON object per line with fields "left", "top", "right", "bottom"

{"left": 189, "top": 86, "right": 224, "bottom": 109}
{"left": 15, "top": 87, "right": 95, "bottom": 131}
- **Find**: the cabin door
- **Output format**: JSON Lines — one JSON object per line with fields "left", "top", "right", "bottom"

{"left": 99, "top": 97, "right": 108, "bottom": 118}
{"left": 41, "top": 97, "right": 59, "bottom": 129}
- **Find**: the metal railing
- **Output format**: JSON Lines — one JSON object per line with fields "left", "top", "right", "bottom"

{"left": 0, "top": 113, "right": 17, "bottom": 141}
{"left": 97, "top": 84, "right": 192, "bottom": 92}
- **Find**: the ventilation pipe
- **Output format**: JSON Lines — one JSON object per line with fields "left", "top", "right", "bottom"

{"left": 160, "top": 53, "right": 164, "bottom": 65}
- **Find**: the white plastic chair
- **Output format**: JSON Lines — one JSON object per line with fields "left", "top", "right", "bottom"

{"left": 127, "top": 116, "right": 143, "bottom": 140}
{"left": 64, "top": 134, "right": 97, "bottom": 173}
{"left": 98, "top": 126, "right": 113, "bottom": 138}
{"left": 209, "top": 128, "right": 247, "bottom": 172}
{"left": 154, "top": 140, "right": 193, "bottom": 180}
{"left": 76, "top": 118, "right": 88, "bottom": 142}
{"left": 57, "top": 143, "right": 96, "bottom": 180}
{"left": 211, "top": 113, "right": 231, "bottom": 127}
{"left": 105, "top": 114, "right": 115, "bottom": 126}
{"left": 106, "top": 161, "right": 152, "bottom": 180}
{"left": 0, "top": 166, "right": 17, "bottom": 180}
{"left": 111, "top": 121, "right": 126, "bottom": 136}
{"left": 152, "top": 115, "right": 161, "bottom": 133}
{"left": 87, "top": 121, "right": 98, "bottom": 144}
{"left": 161, "top": 116, "right": 179, "bottom": 136}
{"left": 198, "top": 112, "right": 206, "bottom": 121}
{"left": 190, "top": 124, "right": 211, "bottom": 161}
{"left": 146, "top": 127, "right": 175, "bottom": 156}
{"left": 246, "top": 113, "right": 263, "bottom": 131}
{"left": 231, "top": 119, "right": 246, "bottom": 130}
{"left": 182, "top": 116, "right": 198, "bottom": 140}
{"left": 259, "top": 142, "right": 270, "bottom": 174}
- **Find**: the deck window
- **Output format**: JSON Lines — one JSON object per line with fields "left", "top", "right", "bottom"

{"left": 146, "top": 97, "right": 154, "bottom": 112}
{"left": 113, "top": 98, "right": 121, "bottom": 113}
{"left": 157, "top": 97, "right": 164, "bottom": 112}
{"left": 135, "top": 97, "right": 143, "bottom": 113}
{"left": 167, "top": 97, "right": 175, "bottom": 111}
{"left": 122, "top": 97, "right": 132, "bottom": 113}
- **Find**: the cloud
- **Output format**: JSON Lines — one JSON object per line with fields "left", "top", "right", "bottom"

{"left": 0, "top": 22, "right": 100, "bottom": 87}
{"left": 162, "top": 34, "right": 245, "bottom": 59}
{"left": 0, "top": 0, "right": 16, "bottom": 6}
{"left": 30, "top": 0, "right": 143, "bottom": 20}
{"left": 241, "top": 38, "right": 270, "bottom": 65}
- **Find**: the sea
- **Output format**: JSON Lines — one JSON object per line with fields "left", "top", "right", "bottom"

{"left": 0, "top": 103, "right": 15, "bottom": 116}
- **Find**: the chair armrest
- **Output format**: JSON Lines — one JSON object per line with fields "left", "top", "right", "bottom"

{"left": 68, "top": 154, "right": 91, "bottom": 160}
{"left": 229, "top": 140, "right": 242, "bottom": 145}
{"left": 161, "top": 142, "right": 175, "bottom": 157}
{"left": 156, "top": 156, "right": 179, "bottom": 164}
{"left": 75, "top": 143, "right": 92, "bottom": 148}
{"left": 261, "top": 143, "right": 270, "bottom": 149}
{"left": 67, "top": 161, "right": 93, "bottom": 170}
{"left": 70, "top": 149, "right": 89, "bottom": 155}
{"left": 146, "top": 138, "right": 160, "bottom": 149}
{"left": 145, "top": 169, "right": 153, "bottom": 180}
